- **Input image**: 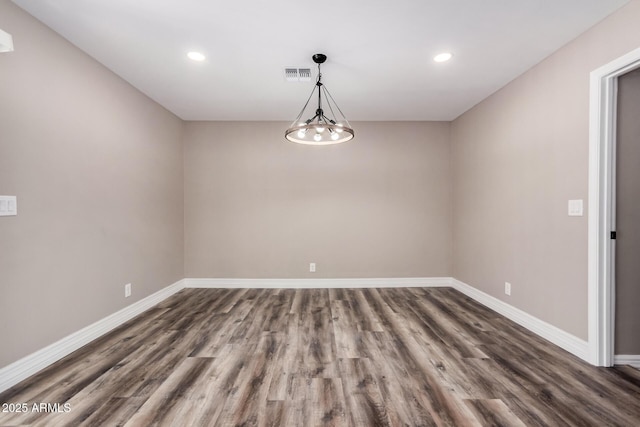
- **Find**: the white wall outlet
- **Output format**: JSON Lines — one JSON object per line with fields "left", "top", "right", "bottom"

{"left": 505, "top": 282, "right": 511, "bottom": 296}
{"left": 568, "top": 199, "right": 584, "bottom": 216}
{"left": 124, "top": 283, "right": 132, "bottom": 298}
{"left": 0, "top": 195, "right": 17, "bottom": 216}
{"left": 309, "top": 262, "right": 316, "bottom": 273}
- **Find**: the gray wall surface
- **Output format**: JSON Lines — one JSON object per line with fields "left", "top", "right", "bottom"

{"left": 615, "top": 68, "right": 640, "bottom": 354}
{"left": 184, "top": 121, "right": 452, "bottom": 279}
{"left": 451, "top": 0, "right": 640, "bottom": 340}
{"left": 0, "top": 2, "right": 185, "bottom": 367}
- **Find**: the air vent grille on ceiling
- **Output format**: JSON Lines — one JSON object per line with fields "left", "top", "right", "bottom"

{"left": 298, "top": 68, "right": 311, "bottom": 81}
{"left": 284, "top": 67, "right": 312, "bottom": 82}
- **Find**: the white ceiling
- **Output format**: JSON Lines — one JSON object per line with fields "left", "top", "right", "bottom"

{"left": 12, "top": 0, "right": 629, "bottom": 121}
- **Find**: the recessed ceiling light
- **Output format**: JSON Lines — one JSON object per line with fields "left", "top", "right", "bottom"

{"left": 434, "top": 52, "right": 453, "bottom": 63}
{"left": 187, "top": 51, "right": 206, "bottom": 62}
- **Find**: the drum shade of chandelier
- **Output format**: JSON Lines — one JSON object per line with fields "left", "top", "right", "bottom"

{"left": 285, "top": 53, "right": 354, "bottom": 145}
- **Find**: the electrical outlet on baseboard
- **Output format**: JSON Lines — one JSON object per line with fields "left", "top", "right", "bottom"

{"left": 125, "top": 283, "right": 132, "bottom": 298}
{"left": 505, "top": 282, "right": 511, "bottom": 296}
{"left": 309, "top": 262, "right": 316, "bottom": 273}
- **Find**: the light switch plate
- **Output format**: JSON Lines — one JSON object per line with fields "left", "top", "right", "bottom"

{"left": 0, "top": 29, "right": 14, "bottom": 53}
{"left": 0, "top": 195, "right": 17, "bottom": 216}
{"left": 568, "top": 199, "right": 583, "bottom": 217}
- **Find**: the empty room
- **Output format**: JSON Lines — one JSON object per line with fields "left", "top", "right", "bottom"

{"left": 2, "top": 0, "right": 640, "bottom": 425}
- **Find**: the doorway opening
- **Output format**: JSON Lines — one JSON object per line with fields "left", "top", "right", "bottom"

{"left": 588, "top": 47, "right": 640, "bottom": 366}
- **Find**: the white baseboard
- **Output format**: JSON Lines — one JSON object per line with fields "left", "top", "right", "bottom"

{"left": 185, "top": 277, "right": 451, "bottom": 289}
{"left": 614, "top": 355, "right": 640, "bottom": 368}
{"left": 450, "top": 278, "right": 589, "bottom": 362}
{"left": 0, "top": 279, "right": 186, "bottom": 394}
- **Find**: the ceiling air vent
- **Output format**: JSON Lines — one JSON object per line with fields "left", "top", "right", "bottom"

{"left": 284, "top": 67, "right": 312, "bottom": 82}
{"left": 298, "top": 68, "right": 311, "bottom": 82}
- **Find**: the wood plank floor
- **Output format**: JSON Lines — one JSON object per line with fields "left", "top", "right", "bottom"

{"left": 1, "top": 287, "right": 640, "bottom": 426}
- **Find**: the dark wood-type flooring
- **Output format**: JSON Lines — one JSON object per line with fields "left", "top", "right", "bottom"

{"left": 1, "top": 287, "right": 640, "bottom": 426}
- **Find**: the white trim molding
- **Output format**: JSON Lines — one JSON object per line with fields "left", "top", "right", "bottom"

{"left": 614, "top": 355, "right": 640, "bottom": 368}
{"left": 451, "top": 279, "right": 589, "bottom": 362}
{"left": 185, "top": 277, "right": 452, "bottom": 289}
{"left": 0, "top": 279, "right": 186, "bottom": 394}
{"left": 588, "top": 47, "right": 640, "bottom": 366}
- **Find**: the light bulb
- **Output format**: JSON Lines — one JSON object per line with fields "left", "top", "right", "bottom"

{"left": 316, "top": 127, "right": 325, "bottom": 133}
{"left": 297, "top": 130, "right": 306, "bottom": 138}
{"left": 434, "top": 52, "right": 453, "bottom": 63}
{"left": 187, "top": 51, "right": 206, "bottom": 61}
{"left": 331, "top": 132, "right": 339, "bottom": 141}
{"left": 335, "top": 123, "right": 344, "bottom": 133}
{"left": 313, "top": 134, "right": 322, "bottom": 142}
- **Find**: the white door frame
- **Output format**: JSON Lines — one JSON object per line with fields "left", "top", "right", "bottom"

{"left": 588, "top": 47, "right": 640, "bottom": 366}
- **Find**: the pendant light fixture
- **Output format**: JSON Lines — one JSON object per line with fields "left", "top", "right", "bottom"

{"left": 285, "top": 53, "right": 354, "bottom": 145}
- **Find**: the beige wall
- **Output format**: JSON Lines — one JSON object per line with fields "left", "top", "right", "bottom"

{"left": 615, "top": 68, "right": 640, "bottom": 354}
{"left": 184, "top": 121, "right": 452, "bottom": 279}
{"left": 0, "top": 3, "right": 184, "bottom": 367}
{"left": 451, "top": 0, "right": 640, "bottom": 340}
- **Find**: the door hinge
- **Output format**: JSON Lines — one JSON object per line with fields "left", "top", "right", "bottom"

{"left": 611, "top": 231, "right": 617, "bottom": 240}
